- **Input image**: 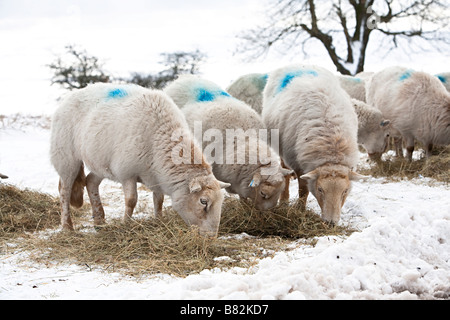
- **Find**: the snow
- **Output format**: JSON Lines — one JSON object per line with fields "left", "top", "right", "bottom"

{"left": 0, "top": 121, "right": 449, "bottom": 300}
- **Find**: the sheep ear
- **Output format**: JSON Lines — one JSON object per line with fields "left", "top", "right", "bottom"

{"left": 189, "top": 179, "right": 202, "bottom": 193}
{"left": 249, "top": 172, "right": 262, "bottom": 187}
{"left": 218, "top": 180, "right": 231, "bottom": 189}
{"left": 380, "top": 120, "right": 390, "bottom": 127}
{"left": 300, "top": 169, "right": 319, "bottom": 181}
{"left": 350, "top": 171, "right": 369, "bottom": 181}
{"left": 281, "top": 168, "right": 294, "bottom": 176}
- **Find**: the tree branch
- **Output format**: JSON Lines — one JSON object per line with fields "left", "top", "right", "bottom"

{"left": 235, "top": 0, "right": 449, "bottom": 75}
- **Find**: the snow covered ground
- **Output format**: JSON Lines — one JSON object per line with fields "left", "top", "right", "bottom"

{"left": 0, "top": 122, "right": 449, "bottom": 300}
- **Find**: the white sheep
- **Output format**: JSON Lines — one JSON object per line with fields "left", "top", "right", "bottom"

{"left": 351, "top": 98, "right": 391, "bottom": 159}
{"left": 226, "top": 73, "right": 268, "bottom": 114}
{"left": 165, "top": 75, "right": 293, "bottom": 211}
{"left": 227, "top": 73, "right": 389, "bottom": 161}
{"left": 262, "top": 64, "right": 365, "bottom": 224}
{"left": 366, "top": 67, "right": 450, "bottom": 160}
{"left": 338, "top": 75, "right": 367, "bottom": 102}
{"left": 355, "top": 71, "right": 374, "bottom": 80}
{"left": 50, "top": 83, "right": 230, "bottom": 236}
{"left": 435, "top": 72, "right": 450, "bottom": 92}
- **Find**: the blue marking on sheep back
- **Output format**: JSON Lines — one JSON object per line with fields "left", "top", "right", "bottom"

{"left": 278, "top": 69, "right": 318, "bottom": 93}
{"left": 196, "top": 88, "right": 230, "bottom": 102}
{"left": 399, "top": 70, "right": 414, "bottom": 81}
{"left": 351, "top": 77, "right": 362, "bottom": 83}
{"left": 197, "top": 89, "right": 214, "bottom": 102}
{"left": 107, "top": 88, "right": 128, "bottom": 99}
{"left": 436, "top": 75, "right": 447, "bottom": 84}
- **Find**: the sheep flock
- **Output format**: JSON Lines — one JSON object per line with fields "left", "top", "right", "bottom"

{"left": 49, "top": 64, "right": 450, "bottom": 234}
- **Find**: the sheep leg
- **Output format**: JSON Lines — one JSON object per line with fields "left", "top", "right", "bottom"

{"left": 59, "top": 179, "right": 74, "bottom": 231}
{"left": 296, "top": 170, "right": 309, "bottom": 210}
{"left": 394, "top": 137, "right": 404, "bottom": 158}
{"left": 404, "top": 136, "right": 415, "bottom": 161}
{"left": 279, "top": 158, "right": 290, "bottom": 203}
{"left": 57, "top": 161, "right": 85, "bottom": 230}
{"left": 123, "top": 179, "right": 138, "bottom": 222}
{"left": 86, "top": 172, "right": 105, "bottom": 226}
{"left": 426, "top": 143, "right": 434, "bottom": 158}
{"left": 153, "top": 191, "right": 164, "bottom": 218}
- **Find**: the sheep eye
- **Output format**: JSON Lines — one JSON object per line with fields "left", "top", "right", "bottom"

{"left": 200, "top": 198, "right": 208, "bottom": 206}
{"left": 318, "top": 187, "right": 324, "bottom": 194}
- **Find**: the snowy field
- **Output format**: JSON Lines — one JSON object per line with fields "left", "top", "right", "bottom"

{"left": 0, "top": 122, "right": 449, "bottom": 300}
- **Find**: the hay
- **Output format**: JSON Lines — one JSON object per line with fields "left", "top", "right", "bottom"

{"left": 0, "top": 184, "right": 88, "bottom": 241}
{"left": 24, "top": 212, "right": 289, "bottom": 277}
{"left": 219, "top": 197, "right": 352, "bottom": 239}
{"left": 3, "top": 184, "right": 354, "bottom": 277}
{"left": 420, "top": 146, "right": 450, "bottom": 183}
{"left": 23, "top": 196, "right": 353, "bottom": 277}
{"left": 359, "top": 145, "right": 450, "bottom": 183}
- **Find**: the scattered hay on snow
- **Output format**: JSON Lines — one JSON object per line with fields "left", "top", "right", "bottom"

{"left": 1, "top": 185, "right": 354, "bottom": 277}
{"left": 219, "top": 197, "right": 352, "bottom": 239}
{"left": 359, "top": 145, "right": 449, "bottom": 183}
{"left": 23, "top": 212, "right": 289, "bottom": 277}
{"left": 0, "top": 183, "right": 87, "bottom": 241}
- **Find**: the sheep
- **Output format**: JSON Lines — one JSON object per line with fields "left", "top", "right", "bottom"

{"left": 338, "top": 75, "right": 367, "bottom": 102}
{"left": 262, "top": 64, "right": 365, "bottom": 224}
{"left": 355, "top": 71, "right": 374, "bottom": 80}
{"left": 226, "top": 73, "right": 268, "bottom": 114}
{"left": 0, "top": 173, "right": 8, "bottom": 179}
{"left": 50, "top": 83, "right": 230, "bottom": 236}
{"left": 351, "top": 98, "right": 391, "bottom": 159}
{"left": 227, "top": 73, "right": 389, "bottom": 160}
{"left": 337, "top": 72, "right": 373, "bottom": 102}
{"left": 435, "top": 72, "right": 450, "bottom": 92}
{"left": 164, "top": 75, "right": 293, "bottom": 211}
{"left": 366, "top": 67, "right": 450, "bottom": 160}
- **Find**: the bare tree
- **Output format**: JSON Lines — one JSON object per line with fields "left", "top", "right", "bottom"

{"left": 159, "top": 50, "right": 206, "bottom": 77}
{"left": 129, "top": 50, "right": 207, "bottom": 89}
{"left": 49, "top": 46, "right": 206, "bottom": 91}
{"left": 237, "top": 0, "right": 450, "bottom": 75}
{"left": 48, "top": 45, "right": 110, "bottom": 90}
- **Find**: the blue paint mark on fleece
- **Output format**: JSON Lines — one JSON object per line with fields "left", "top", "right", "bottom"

{"left": 278, "top": 69, "right": 318, "bottom": 93}
{"left": 107, "top": 88, "right": 128, "bottom": 99}
{"left": 436, "top": 75, "right": 447, "bottom": 84}
{"left": 196, "top": 88, "right": 230, "bottom": 102}
{"left": 399, "top": 70, "right": 414, "bottom": 81}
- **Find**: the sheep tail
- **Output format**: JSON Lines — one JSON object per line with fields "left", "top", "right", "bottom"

{"left": 58, "top": 163, "right": 86, "bottom": 209}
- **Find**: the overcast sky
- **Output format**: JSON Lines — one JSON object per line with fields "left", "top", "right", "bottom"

{"left": 0, "top": 0, "right": 276, "bottom": 114}
{"left": 0, "top": 0, "right": 448, "bottom": 115}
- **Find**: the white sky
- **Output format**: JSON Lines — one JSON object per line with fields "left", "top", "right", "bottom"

{"left": 0, "top": 0, "right": 448, "bottom": 115}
